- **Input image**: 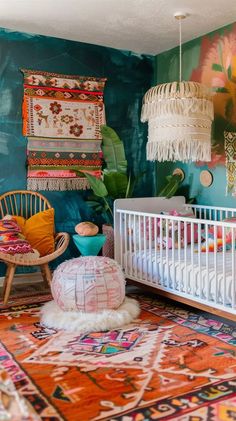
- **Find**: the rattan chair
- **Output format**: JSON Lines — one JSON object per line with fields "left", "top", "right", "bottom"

{"left": 0, "top": 190, "right": 70, "bottom": 304}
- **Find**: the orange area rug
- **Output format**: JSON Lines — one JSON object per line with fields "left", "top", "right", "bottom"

{"left": 0, "top": 292, "right": 236, "bottom": 420}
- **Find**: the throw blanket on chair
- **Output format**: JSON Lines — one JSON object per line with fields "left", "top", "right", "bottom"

{"left": 21, "top": 69, "right": 106, "bottom": 191}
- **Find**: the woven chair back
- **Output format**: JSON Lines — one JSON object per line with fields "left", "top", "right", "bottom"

{"left": 0, "top": 190, "right": 51, "bottom": 220}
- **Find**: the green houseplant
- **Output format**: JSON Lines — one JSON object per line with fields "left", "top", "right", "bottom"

{"left": 84, "top": 125, "right": 135, "bottom": 225}
{"left": 83, "top": 124, "right": 138, "bottom": 258}
{"left": 84, "top": 125, "right": 188, "bottom": 224}
{"left": 157, "top": 173, "right": 183, "bottom": 198}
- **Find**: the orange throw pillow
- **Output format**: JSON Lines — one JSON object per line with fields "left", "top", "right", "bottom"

{"left": 23, "top": 208, "right": 55, "bottom": 257}
{"left": 12, "top": 216, "right": 26, "bottom": 231}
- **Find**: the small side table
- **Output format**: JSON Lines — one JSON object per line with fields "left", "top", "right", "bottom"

{"left": 73, "top": 234, "right": 106, "bottom": 256}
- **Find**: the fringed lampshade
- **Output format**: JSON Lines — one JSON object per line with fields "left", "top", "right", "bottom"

{"left": 141, "top": 13, "right": 214, "bottom": 163}
{"left": 141, "top": 81, "right": 214, "bottom": 162}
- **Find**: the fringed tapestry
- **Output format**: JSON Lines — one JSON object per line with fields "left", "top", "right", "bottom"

{"left": 224, "top": 131, "right": 236, "bottom": 196}
{"left": 21, "top": 69, "right": 106, "bottom": 191}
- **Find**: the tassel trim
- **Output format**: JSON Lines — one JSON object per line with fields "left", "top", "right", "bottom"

{"left": 147, "top": 138, "right": 212, "bottom": 162}
{"left": 27, "top": 177, "right": 90, "bottom": 191}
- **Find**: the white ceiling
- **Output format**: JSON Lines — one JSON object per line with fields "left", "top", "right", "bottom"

{"left": 0, "top": 0, "right": 236, "bottom": 55}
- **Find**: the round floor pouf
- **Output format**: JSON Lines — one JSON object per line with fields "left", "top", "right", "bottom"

{"left": 41, "top": 256, "right": 140, "bottom": 332}
{"left": 52, "top": 256, "right": 125, "bottom": 312}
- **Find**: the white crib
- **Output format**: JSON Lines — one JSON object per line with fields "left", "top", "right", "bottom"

{"left": 114, "top": 197, "right": 236, "bottom": 321}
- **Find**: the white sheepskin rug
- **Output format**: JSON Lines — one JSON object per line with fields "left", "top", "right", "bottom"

{"left": 40, "top": 297, "right": 140, "bottom": 333}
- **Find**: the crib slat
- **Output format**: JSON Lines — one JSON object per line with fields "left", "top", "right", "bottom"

{"left": 139, "top": 215, "right": 143, "bottom": 281}
{"left": 190, "top": 222, "right": 194, "bottom": 296}
{"left": 205, "top": 224, "right": 210, "bottom": 302}
{"left": 154, "top": 216, "right": 158, "bottom": 286}
{"left": 160, "top": 218, "right": 163, "bottom": 286}
{"left": 177, "top": 220, "right": 181, "bottom": 292}
{"left": 213, "top": 225, "right": 218, "bottom": 305}
{"left": 133, "top": 214, "right": 137, "bottom": 279}
{"left": 232, "top": 228, "right": 235, "bottom": 309}
{"left": 198, "top": 223, "right": 203, "bottom": 299}
{"left": 124, "top": 213, "right": 128, "bottom": 275}
{"left": 222, "top": 226, "right": 226, "bottom": 307}
{"left": 171, "top": 220, "right": 176, "bottom": 290}
{"left": 209, "top": 208, "right": 212, "bottom": 220}
{"left": 119, "top": 212, "right": 123, "bottom": 270}
{"left": 165, "top": 219, "right": 170, "bottom": 288}
{"left": 143, "top": 216, "right": 148, "bottom": 282}
{"left": 214, "top": 209, "right": 217, "bottom": 221}
{"left": 148, "top": 216, "right": 153, "bottom": 283}
{"left": 178, "top": 220, "right": 181, "bottom": 262}
{"left": 184, "top": 221, "right": 187, "bottom": 294}
{"left": 128, "top": 214, "right": 132, "bottom": 277}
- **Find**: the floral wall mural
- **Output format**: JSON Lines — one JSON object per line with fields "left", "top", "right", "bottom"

{"left": 191, "top": 23, "right": 236, "bottom": 174}
{"left": 156, "top": 22, "right": 236, "bottom": 204}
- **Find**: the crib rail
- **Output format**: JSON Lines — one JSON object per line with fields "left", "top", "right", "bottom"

{"left": 186, "top": 203, "right": 236, "bottom": 221}
{"left": 115, "top": 208, "right": 236, "bottom": 316}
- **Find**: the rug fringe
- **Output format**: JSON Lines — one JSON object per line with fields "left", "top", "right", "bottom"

{"left": 27, "top": 177, "right": 90, "bottom": 191}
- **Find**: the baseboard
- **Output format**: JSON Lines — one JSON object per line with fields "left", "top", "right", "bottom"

{"left": 0, "top": 272, "right": 43, "bottom": 287}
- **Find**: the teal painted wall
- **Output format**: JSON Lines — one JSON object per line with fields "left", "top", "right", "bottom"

{"left": 155, "top": 22, "right": 236, "bottom": 208}
{"left": 0, "top": 28, "right": 154, "bottom": 273}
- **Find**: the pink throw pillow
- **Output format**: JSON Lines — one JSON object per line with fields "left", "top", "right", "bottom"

{"left": 0, "top": 219, "right": 33, "bottom": 255}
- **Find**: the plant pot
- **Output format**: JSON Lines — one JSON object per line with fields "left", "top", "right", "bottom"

{"left": 102, "top": 224, "right": 114, "bottom": 259}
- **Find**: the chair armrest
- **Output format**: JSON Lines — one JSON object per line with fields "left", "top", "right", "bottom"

{"left": 55, "top": 232, "right": 70, "bottom": 252}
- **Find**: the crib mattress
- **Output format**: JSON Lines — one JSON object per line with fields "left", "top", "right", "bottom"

{"left": 123, "top": 247, "right": 235, "bottom": 306}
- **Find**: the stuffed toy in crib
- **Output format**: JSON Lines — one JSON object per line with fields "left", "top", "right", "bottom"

{"left": 157, "top": 209, "right": 198, "bottom": 249}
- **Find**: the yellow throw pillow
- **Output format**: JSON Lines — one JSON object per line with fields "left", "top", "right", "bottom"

{"left": 23, "top": 208, "right": 55, "bottom": 257}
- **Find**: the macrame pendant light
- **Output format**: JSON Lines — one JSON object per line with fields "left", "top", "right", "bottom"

{"left": 141, "top": 13, "right": 214, "bottom": 162}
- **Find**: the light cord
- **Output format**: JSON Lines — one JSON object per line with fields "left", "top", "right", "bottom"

{"left": 179, "top": 17, "right": 182, "bottom": 82}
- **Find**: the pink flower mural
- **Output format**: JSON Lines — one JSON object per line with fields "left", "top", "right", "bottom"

{"left": 191, "top": 24, "right": 236, "bottom": 168}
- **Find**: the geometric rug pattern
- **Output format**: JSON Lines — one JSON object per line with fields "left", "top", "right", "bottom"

{"left": 0, "top": 292, "right": 236, "bottom": 420}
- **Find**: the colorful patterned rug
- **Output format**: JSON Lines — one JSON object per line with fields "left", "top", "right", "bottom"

{"left": 0, "top": 292, "right": 236, "bottom": 420}
{"left": 0, "top": 280, "right": 51, "bottom": 308}
{"left": 21, "top": 69, "right": 106, "bottom": 191}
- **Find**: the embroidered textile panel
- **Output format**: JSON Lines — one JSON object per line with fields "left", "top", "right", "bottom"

{"left": 224, "top": 131, "right": 236, "bottom": 196}
{"left": 22, "top": 69, "right": 106, "bottom": 191}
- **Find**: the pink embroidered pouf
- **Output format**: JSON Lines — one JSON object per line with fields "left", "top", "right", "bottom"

{"left": 52, "top": 256, "right": 125, "bottom": 312}
{"left": 40, "top": 256, "right": 140, "bottom": 332}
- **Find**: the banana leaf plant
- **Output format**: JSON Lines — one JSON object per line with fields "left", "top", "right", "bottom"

{"left": 157, "top": 174, "right": 183, "bottom": 198}
{"left": 157, "top": 172, "right": 195, "bottom": 203}
{"left": 83, "top": 125, "right": 136, "bottom": 225}
{"left": 82, "top": 125, "right": 186, "bottom": 225}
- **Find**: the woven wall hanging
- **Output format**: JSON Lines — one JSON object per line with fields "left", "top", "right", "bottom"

{"left": 224, "top": 130, "right": 236, "bottom": 195}
{"left": 22, "top": 69, "right": 106, "bottom": 191}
